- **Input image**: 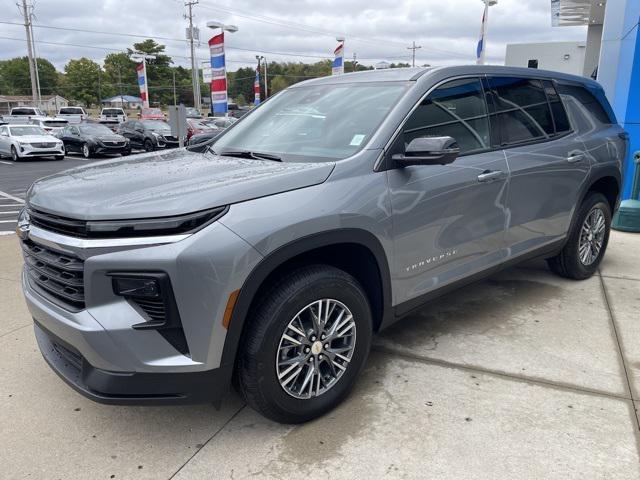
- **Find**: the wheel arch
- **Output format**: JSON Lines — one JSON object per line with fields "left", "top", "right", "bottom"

{"left": 220, "top": 229, "right": 393, "bottom": 369}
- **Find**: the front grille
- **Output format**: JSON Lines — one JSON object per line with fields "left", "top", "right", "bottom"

{"left": 31, "top": 142, "right": 57, "bottom": 148}
{"left": 29, "top": 208, "right": 89, "bottom": 238}
{"left": 100, "top": 141, "right": 125, "bottom": 147}
{"left": 21, "top": 239, "right": 85, "bottom": 311}
{"left": 163, "top": 135, "right": 178, "bottom": 142}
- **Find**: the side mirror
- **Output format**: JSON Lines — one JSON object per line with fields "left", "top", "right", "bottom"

{"left": 392, "top": 136, "right": 460, "bottom": 167}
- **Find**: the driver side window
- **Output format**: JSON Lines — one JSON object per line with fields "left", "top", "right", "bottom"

{"left": 403, "top": 78, "right": 491, "bottom": 155}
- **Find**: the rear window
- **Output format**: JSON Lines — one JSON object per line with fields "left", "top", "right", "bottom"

{"left": 11, "top": 108, "right": 36, "bottom": 115}
{"left": 59, "top": 107, "right": 84, "bottom": 114}
{"left": 488, "top": 77, "right": 555, "bottom": 146}
{"left": 103, "top": 109, "right": 124, "bottom": 115}
{"left": 555, "top": 82, "right": 616, "bottom": 124}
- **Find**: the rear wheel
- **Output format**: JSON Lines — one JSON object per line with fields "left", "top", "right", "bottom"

{"left": 547, "top": 192, "right": 611, "bottom": 279}
{"left": 236, "top": 265, "right": 372, "bottom": 424}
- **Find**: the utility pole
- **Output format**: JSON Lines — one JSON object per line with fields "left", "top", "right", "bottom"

{"left": 185, "top": 1, "right": 201, "bottom": 110}
{"left": 407, "top": 41, "right": 422, "bottom": 68}
{"left": 27, "top": 3, "right": 41, "bottom": 107}
{"left": 352, "top": 52, "right": 358, "bottom": 72}
{"left": 21, "top": 0, "right": 38, "bottom": 105}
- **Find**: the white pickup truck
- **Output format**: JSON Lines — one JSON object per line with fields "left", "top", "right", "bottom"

{"left": 1, "top": 106, "right": 48, "bottom": 124}
{"left": 57, "top": 106, "right": 89, "bottom": 124}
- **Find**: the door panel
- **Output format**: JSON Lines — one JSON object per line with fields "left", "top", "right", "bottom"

{"left": 486, "top": 76, "right": 590, "bottom": 256}
{"left": 389, "top": 152, "right": 509, "bottom": 305}
{"left": 388, "top": 77, "right": 508, "bottom": 306}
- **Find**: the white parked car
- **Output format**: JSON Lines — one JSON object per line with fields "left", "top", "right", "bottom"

{"left": 0, "top": 124, "right": 64, "bottom": 161}
{"left": 100, "top": 107, "right": 127, "bottom": 123}
{"left": 57, "top": 106, "right": 89, "bottom": 124}
{"left": 30, "top": 118, "right": 69, "bottom": 136}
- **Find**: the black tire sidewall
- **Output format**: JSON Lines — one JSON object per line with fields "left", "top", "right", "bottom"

{"left": 243, "top": 267, "right": 372, "bottom": 422}
{"left": 144, "top": 140, "right": 154, "bottom": 152}
{"left": 566, "top": 193, "right": 611, "bottom": 278}
{"left": 11, "top": 146, "right": 18, "bottom": 161}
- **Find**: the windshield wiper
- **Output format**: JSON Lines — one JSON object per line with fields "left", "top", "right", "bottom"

{"left": 219, "top": 149, "right": 282, "bottom": 162}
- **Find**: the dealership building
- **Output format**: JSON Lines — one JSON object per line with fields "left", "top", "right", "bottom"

{"left": 506, "top": 0, "right": 640, "bottom": 200}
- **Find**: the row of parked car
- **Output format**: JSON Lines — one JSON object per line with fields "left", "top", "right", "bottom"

{"left": 0, "top": 106, "right": 238, "bottom": 161}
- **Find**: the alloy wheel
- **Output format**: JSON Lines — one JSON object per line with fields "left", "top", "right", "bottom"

{"left": 276, "top": 299, "right": 356, "bottom": 399}
{"left": 578, "top": 207, "right": 606, "bottom": 266}
{"left": 82, "top": 144, "right": 90, "bottom": 158}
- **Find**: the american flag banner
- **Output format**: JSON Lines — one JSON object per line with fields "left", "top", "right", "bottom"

{"left": 254, "top": 64, "right": 261, "bottom": 106}
{"left": 209, "top": 32, "right": 228, "bottom": 114}
{"left": 136, "top": 62, "right": 149, "bottom": 108}
{"left": 332, "top": 41, "right": 344, "bottom": 75}
{"left": 476, "top": 3, "right": 489, "bottom": 65}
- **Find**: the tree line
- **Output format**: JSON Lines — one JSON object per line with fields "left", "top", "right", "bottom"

{"left": 0, "top": 39, "right": 410, "bottom": 108}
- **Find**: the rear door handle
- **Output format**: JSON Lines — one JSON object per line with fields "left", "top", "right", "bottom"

{"left": 477, "top": 170, "right": 504, "bottom": 183}
{"left": 567, "top": 153, "right": 585, "bottom": 163}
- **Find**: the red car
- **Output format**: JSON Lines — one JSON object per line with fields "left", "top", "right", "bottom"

{"left": 139, "top": 108, "right": 166, "bottom": 121}
{"left": 186, "top": 118, "right": 215, "bottom": 139}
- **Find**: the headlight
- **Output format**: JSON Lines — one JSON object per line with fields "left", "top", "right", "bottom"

{"left": 82, "top": 206, "right": 228, "bottom": 238}
{"left": 16, "top": 208, "right": 30, "bottom": 238}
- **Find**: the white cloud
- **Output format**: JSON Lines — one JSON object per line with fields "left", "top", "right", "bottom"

{"left": 0, "top": 0, "right": 587, "bottom": 71}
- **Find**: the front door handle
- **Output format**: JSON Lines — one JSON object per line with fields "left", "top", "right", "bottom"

{"left": 477, "top": 170, "right": 504, "bottom": 183}
{"left": 567, "top": 153, "right": 585, "bottom": 163}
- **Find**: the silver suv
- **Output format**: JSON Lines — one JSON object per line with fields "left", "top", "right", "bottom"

{"left": 19, "top": 66, "right": 625, "bottom": 423}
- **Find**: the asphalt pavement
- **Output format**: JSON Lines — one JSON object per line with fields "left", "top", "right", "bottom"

{"left": 0, "top": 152, "right": 135, "bottom": 234}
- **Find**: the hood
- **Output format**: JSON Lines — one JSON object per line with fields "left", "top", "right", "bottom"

{"left": 27, "top": 149, "right": 335, "bottom": 220}
{"left": 16, "top": 135, "right": 60, "bottom": 143}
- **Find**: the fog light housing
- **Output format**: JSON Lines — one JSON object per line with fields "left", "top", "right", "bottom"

{"left": 112, "top": 276, "right": 161, "bottom": 298}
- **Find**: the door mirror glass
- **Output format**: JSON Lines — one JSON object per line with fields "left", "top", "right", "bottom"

{"left": 393, "top": 136, "right": 460, "bottom": 166}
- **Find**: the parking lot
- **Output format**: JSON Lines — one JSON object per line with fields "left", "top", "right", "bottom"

{"left": 0, "top": 154, "right": 140, "bottom": 234}
{"left": 1, "top": 211, "right": 639, "bottom": 478}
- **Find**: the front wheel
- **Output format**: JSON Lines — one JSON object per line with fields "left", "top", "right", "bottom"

{"left": 236, "top": 265, "right": 372, "bottom": 424}
{"left": 54, "top": 155, "right": 64, "bottom": 160}
{"left": 82, "top": 143, "right": 92, "bottom": 159}
{"left": 547, "top": 192, "right": 611, "bottom": 279}
{"left": 144, "top": 139, "right": 155, "bottom": 152}
{"left": 10, "top": 146, "right": 19, "bottom": 162}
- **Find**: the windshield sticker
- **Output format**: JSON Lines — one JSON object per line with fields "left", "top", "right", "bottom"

{"left": 350, "top": 134, "right": 366, "bottom": 146}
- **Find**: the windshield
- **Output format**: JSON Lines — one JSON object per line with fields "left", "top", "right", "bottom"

{"left": 43, "top": 121, "right": 68, "bottom": 127}
{"left": 79, "top": 124, "right": 114, "bottom": 135}
{"left": 213, "top": 82, "right": 408, "bottom": 161}
{"left": 11, "top": 126, "right": 46, "bottom": 136}
{"left": 142, "top": 120, "right": 170, "bottom": 130}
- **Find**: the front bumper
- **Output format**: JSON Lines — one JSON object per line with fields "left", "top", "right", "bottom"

{"left": 34, "top": 321, "right": 231, "bottom": 405}
{"left": 17, "top": 143, "right": 64, "bottom": 157}
{"left": 94, "top": 143, "right": 129, "bottom": 154}
{"left": 21, "top": 218, "right": 263, "bottom": 404}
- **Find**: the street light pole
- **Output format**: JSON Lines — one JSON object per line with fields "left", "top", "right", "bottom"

{"left": 206, "top": 21, "right": 238, "bottom": 117}
{"left": 263, "top": 56, "right": 268, "bottom": 98}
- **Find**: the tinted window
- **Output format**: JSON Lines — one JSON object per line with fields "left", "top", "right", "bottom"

{"left": 403, "top": 78, "right": 490, "bottom": 154}
{"left": 542, "top": 80, "right": 571, "bottom": 133}
{"left": 555, "top": 82, "right": 615, "bottom": 124}
{"left": 488, "top": 77, "right": 555, "bottom": 146}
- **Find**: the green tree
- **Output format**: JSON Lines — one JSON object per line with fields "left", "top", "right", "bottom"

{"left": 63, "top": 57, "right": 102, "bottom": 107}
{"left": 0, "top": 57, "right": 59, "bottom": 96}
{"left": 103, "top": 52, "right": 137, "bottom": 99}
{"left": 128, "top": 39, "right": 175, "bottom": 105}
{"left": 270, "top": 75, "right": 289, "bottom": 94}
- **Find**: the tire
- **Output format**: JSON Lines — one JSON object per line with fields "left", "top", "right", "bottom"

{"left": 144, "top": 139, "right": 155, "bottom": 152}
{"left": 547, "top": 192, "right": 611, "bottom": 280}
{"left": 63, "top": 144, "right": 70, "bottom": 156}
{"left": 82, "top": 143, "right": 92, "bottom": 159}
{"left": 10, "top": 146, "right": 19, "bottom": 162}
{"left": 54, "top": 155, "right": 64, "bottom": 160}
{"left": 121, "top": 148, "right": 131, "bottom": 156}
{"left": 236, "top": 265, "right": 372, "bottom": 424}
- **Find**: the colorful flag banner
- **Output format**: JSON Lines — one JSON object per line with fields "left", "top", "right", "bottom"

{"left": 254, "top": 64, "right": 261, "bottom": 106}
{"left": 136, "top": 62, "right": 149, "bottom": 108}
{"left": 209, "top": 32, "right": 228, "bottom": 114}
{"left": 332, "top": 41, "right": 344, "bottom": 75}
{"left": 476, "top": 3, "right": 489, "bottom": 65}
